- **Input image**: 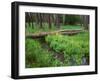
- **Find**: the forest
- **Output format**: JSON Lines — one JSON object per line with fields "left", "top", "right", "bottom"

{"left": 25, "top": 12, "right": 89, "bottom": 68}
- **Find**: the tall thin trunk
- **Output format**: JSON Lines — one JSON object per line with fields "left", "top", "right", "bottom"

{"left": 39, "top": 13, "right": 43, "bottom": 28}
{"left": 55, "top": 14, "right": 60, "bottom": 28}
{"left": 48, "top": 14, "right": 51, "bottom": 28}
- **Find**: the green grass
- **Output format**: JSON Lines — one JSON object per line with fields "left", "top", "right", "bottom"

{"left": 26, "top": 32, "right": 89, "bottom": 67}
{"left": 25, "top": 38, "right": 64, "bottom": 68}
{"left": 25, "top": 23, "right": 56, "bottom": 34}
{"left": 26, "top": 39, "right": 53, "bottom": 68}
{"left": 25, "top": 23, "right": 83, "bottom": 34}
{"left": 25, "top": 25, "right": 56, "bottom": 34}
{"left": 45, "top": 32, "right": 89, "bottom": 65}
{"left": 61, "top": 25, "right": 83, "bottom": 30}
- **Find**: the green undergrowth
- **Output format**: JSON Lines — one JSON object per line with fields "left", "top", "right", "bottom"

{"left": 25, "top": 32, "right": 89, "bottom": 68}
{"left": 25, "top": 39, "right": 63, "bottom": 68}
{"left": 45, "top": 32, "right": 89, "bottom": 65}
{"left": 25, "top": 23, "right": 82, "bottom": 34}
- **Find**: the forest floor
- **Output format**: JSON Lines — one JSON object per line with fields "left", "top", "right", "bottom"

{"left": 26, "top": 29, "right": 83, "bottom": 38}
{"left": 25, "top": 25, "right": 89, "bottom": 68}
{"left": 25, "top": 25, "right": 83, "bottom": 34}
{"left": 25, "top": 31, "right": 89, "bottom": 68}
{"left": 26, "top": 25, "right": 84, "bottom": 38}
{"left": 37, "top": 38, "right": 65, "bottom": 63}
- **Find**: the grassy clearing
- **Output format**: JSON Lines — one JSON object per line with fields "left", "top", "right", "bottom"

{"left": 61, "top": 25, "right": 83, "bottom": 30}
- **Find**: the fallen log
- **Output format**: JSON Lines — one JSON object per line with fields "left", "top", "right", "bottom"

{"left": 26, "top": 29, "right": 83, "bottom": 38}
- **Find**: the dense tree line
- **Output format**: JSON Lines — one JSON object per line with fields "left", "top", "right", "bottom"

{"left": 25, "top": 12, "right": 89, "bottom": 30}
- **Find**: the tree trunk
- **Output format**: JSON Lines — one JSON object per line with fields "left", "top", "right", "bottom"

{"left": 39, "top": 13, "right": 43, "bottom": 28}
{"left": 48, "top": 14, "right": 51, "bottom": 28}
{"left": 55, "top": 14, "right": 60, "bottom": 29}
